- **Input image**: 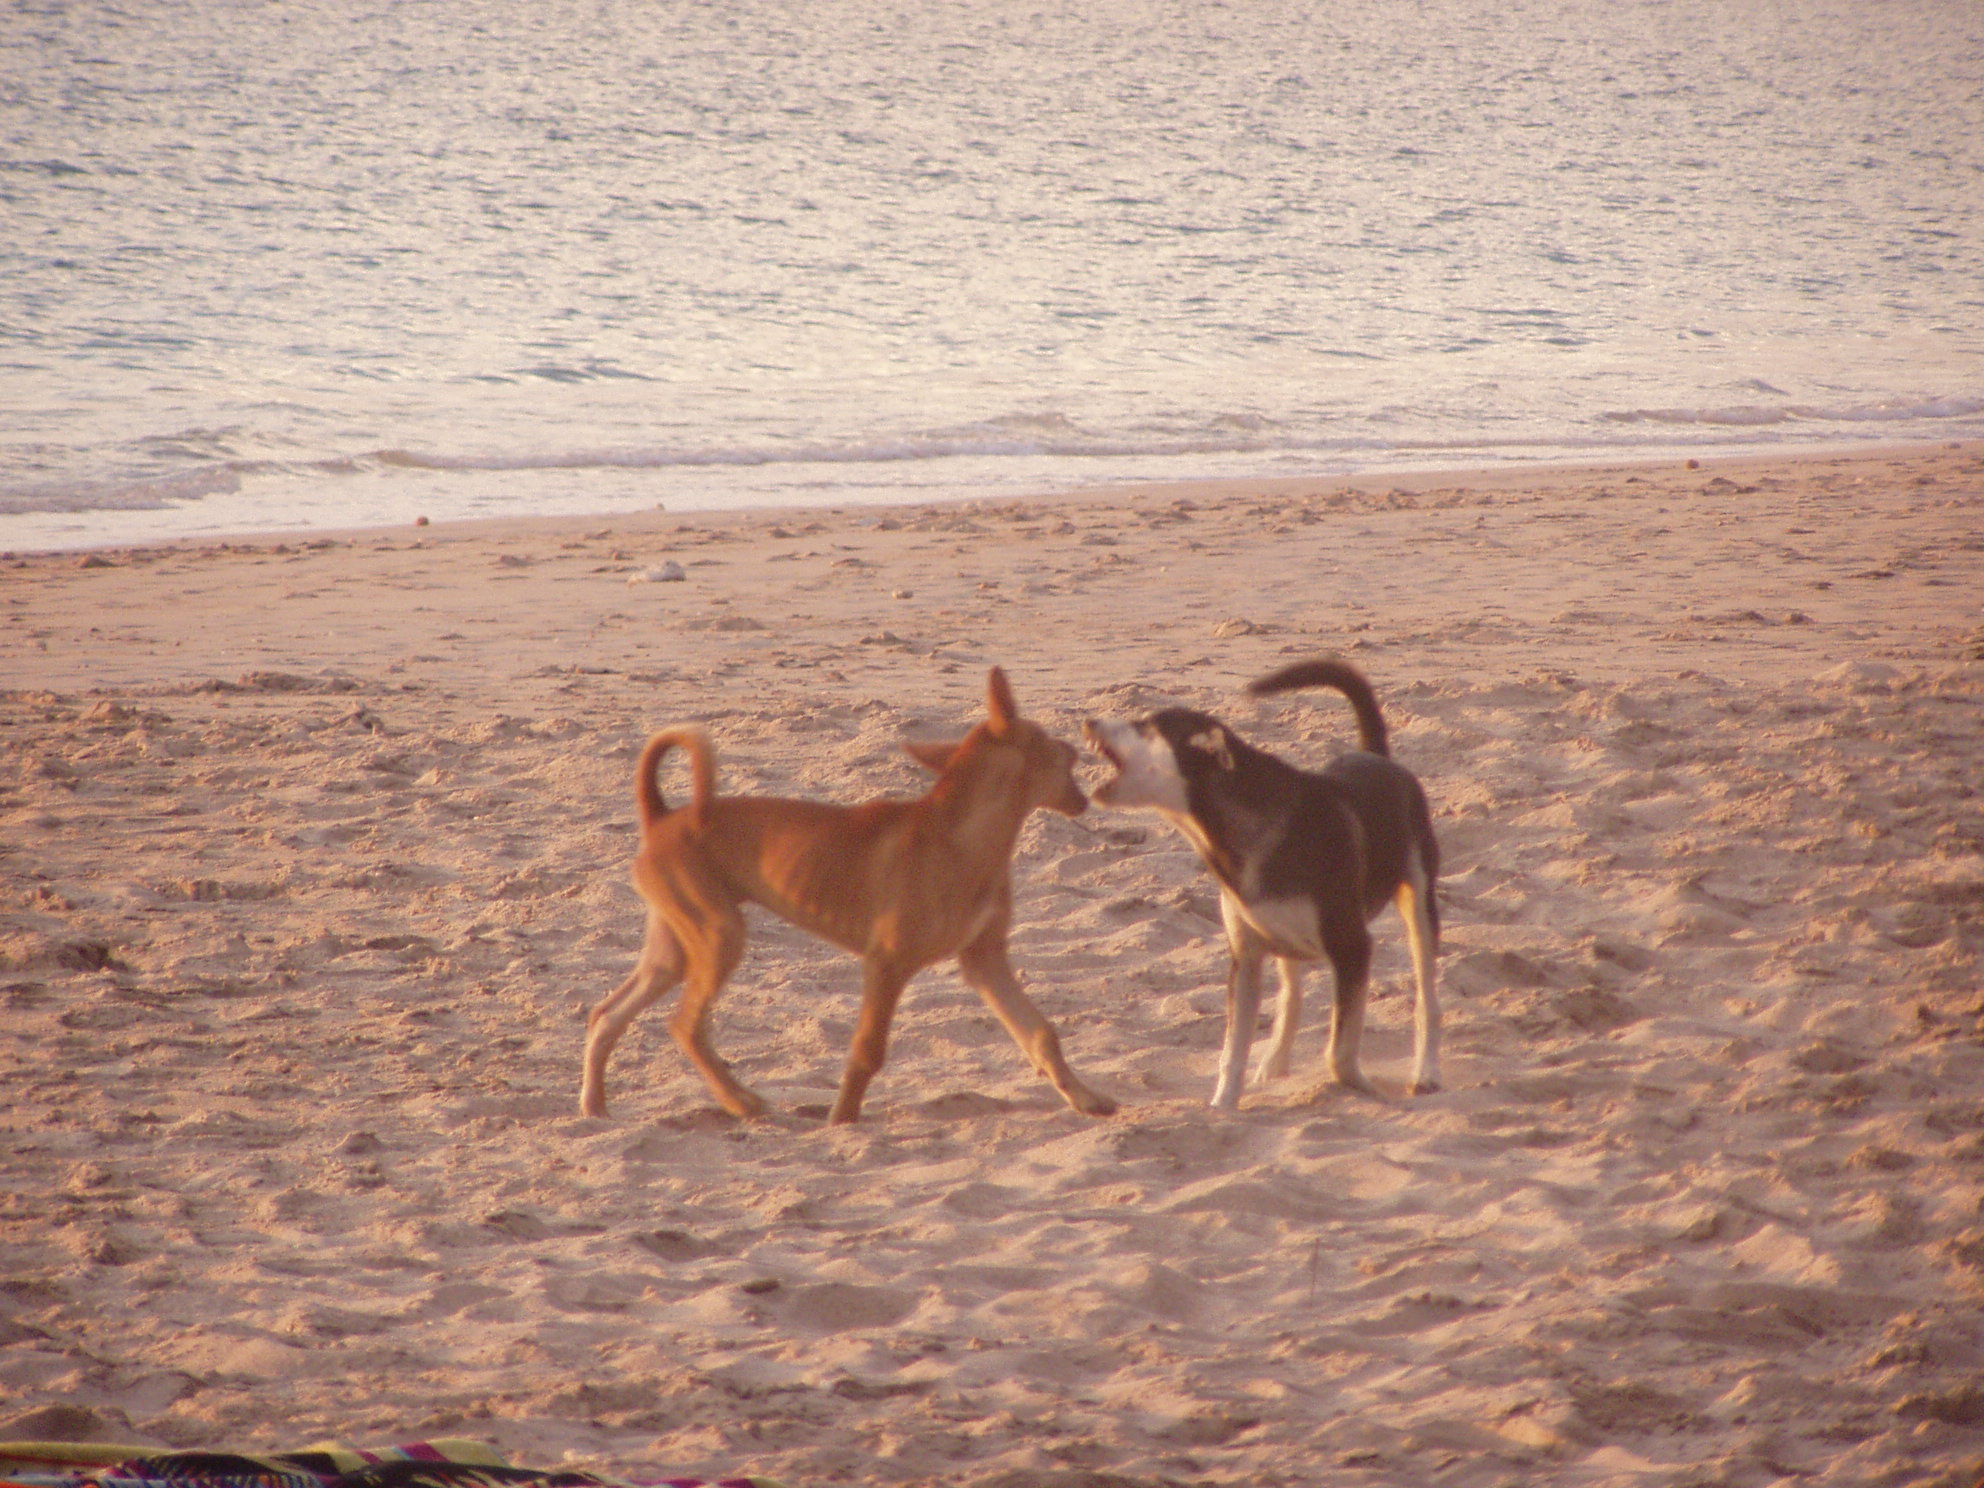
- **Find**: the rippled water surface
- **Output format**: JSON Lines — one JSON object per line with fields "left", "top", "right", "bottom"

{"left": 3, "top": 0, "right": 1981, "bottom": 547}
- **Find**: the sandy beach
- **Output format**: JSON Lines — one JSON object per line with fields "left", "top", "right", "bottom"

{"left": 4, "top": 443, "right": 1983, "bottom": 1486}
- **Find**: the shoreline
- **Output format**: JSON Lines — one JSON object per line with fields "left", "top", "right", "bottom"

{"left": 3, "top": 436, "right": 1974, "bottom": 560}
{"left": 3, "top": 439, "right": 1982, "bottom": 1485}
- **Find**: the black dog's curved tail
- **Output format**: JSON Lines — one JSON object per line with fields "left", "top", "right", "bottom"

{"left": 1246, "top": 656, "right": 1391, "bottom": 758}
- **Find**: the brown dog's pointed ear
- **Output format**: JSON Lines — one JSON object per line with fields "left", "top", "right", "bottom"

{"left": 986, "top": 666, "right": 1018, "bottom": 735}
{"left": 904, "top": 739, "right": 961, "bottom": 774}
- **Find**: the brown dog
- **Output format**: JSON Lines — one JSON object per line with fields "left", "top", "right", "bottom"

{"left": 579, "top": 667, "right": 1117, "bottom": 1125}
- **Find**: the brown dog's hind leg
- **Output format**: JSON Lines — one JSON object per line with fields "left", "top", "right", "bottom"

{"left": 1397, "top": 874, "right": 1443, "bottom": 1095}
{"left": 957, "top": 930, "right": 1116, "bottom": 1119}
{"left": 667, "top": 903, "right": 766, "bottom": 1119}
{"left": 579, "top": 911, "right": 685, "bottom": 1117}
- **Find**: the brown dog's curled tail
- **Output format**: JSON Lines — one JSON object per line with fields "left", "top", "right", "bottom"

{"left": 1246, "top": 656, "right": 1391, "bottom": 757}
{"left": 635, "top": 725, "right": 717, "bottom": 833}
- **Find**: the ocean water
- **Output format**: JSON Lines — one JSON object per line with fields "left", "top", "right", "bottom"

{"left": 3, "top": 0, "right": 1981, "bottom": 551}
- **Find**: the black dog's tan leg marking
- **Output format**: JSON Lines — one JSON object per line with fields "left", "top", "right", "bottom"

{"left": 1398, "top": 855, "right": 1442, "bottom": 1094}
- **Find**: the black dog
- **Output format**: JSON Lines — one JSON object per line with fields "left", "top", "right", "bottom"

{"left": 1085, "top": 658, "right": 1440, "bottom": 1108}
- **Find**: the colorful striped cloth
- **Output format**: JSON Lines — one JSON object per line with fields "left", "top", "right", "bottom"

{"left": 0, "top": 1440, "right": 778, "bottom": 1488}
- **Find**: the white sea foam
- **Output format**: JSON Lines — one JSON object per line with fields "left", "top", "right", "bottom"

{"left": 1606, "top": 396, "right": 1984, "bottom": 428}
{"left": 2, "top": 0, "right": 1980, "bottom": 549}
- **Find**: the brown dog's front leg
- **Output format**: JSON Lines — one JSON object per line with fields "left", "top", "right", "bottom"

{"left": 957, "top": 931, "right": 1116, "bottom": 1118}
{"left": 830, "top": 961, "right": 913, "bottom": 1124}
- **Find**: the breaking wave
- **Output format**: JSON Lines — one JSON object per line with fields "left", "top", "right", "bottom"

{"left": 0, "top": 466, "right": 242, "bottom": 517}
{"left": 5, "top": 393, "right": 1980, "bottom": 524}
{"left": 373, "top": 416, "right": 1316, "bottom": 475}
{"left": 1602, "top": 395, "right": 1984, "bottom": 427}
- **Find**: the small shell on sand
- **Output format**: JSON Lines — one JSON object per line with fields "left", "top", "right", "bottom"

{"left": 629, "top": 560, "right": 687, "bottom": 584}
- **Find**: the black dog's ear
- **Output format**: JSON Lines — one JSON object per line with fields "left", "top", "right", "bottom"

{"left": 1186, "top": 726, "right": 1235, "bottom": 772}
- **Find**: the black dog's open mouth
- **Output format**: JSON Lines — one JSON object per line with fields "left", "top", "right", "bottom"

{"left": 1081, "top": 721, "right": 1123, "bottom": 773}
{"left": 1081, "top": 723, "right": 1128, "bottom": 808}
